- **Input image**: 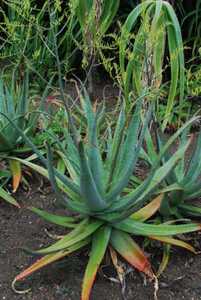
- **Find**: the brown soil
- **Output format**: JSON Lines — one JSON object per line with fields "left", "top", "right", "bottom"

{"left": 1, "top": 179, "right": 201, "bottom": 300}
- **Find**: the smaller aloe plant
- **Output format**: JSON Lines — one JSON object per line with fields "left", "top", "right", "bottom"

{"left": 141, "top": 125, "right": 201, "bottom": 275}
{"left": 142, "top": 127, "right": 201, "bottom": 219}
{"left": 0, "top": 71, "right": 51, "bottom": 200}
{"left": 0, "top": 71, "right": 31, "bottom": 199}
{"left": 11, "top": 89, "right": 201, "bottom": 299}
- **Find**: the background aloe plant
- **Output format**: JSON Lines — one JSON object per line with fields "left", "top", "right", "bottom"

{"left": 119, "top": 0, "right": 185, "bottom": 129}
{"left": 0, "top": 70, "right": 52, "bottom": 195}
{"left": 138, "top": 121, "right": 201, "bottom": 275}
{"left": 71, "top": 0, "right": 120, "bottom": 98}
{"left": 142, "top": 127, "right": 201, "bottom": 219}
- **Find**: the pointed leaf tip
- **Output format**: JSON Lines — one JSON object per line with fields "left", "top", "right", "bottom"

{"left": 9, "top": 159, "right": 22, "bottom": 192}
{"left": 110, "top": 229, "right": 154, "bottom": 279}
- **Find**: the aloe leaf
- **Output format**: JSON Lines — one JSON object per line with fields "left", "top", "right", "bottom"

{"left": 36, "top": 219, "right": 103, "bottom": 255}
{"left": 105, "top": 167, "right": 157, "bottom": 215}
{"left": 114, "top": 219, "right": 201, "bottom": 236}
{"left": 184, "top": 180, "right": 201, "bottom": 199}
{"left": 9, "top": 159, "right": 21, "bottom": 192}
{"left": 81, "top": 226, "right": 111, "bottom": 300}
{"left": 0, "top": 131, "right": 13, "bottom": 151}
{"left": 86, "top": 103, "right": 105, "bottom": 195}
{"left": 9, "top": 157, "right": 84, "bottom": 206}
{"left": 78, "top": 141, "right": 107, "bottom": 212}
{"left": 131, "top": 194, "right": 163, "bottom": 221}
{"left": 162, "top": 21, "right": 179, "bottom": 128}
{"left": 184, "top": 132, "right": 201, "bottom": 187}
{"left": 29, "top": 207, "right": 76, "bottom": 228}
{"left": 57, "top": 158, "right": 66, "bottom": 174}
{"left": 144, "top": 128, "right": 158, "bottom": 164}
{"left": 157, "top": 183, "right": 182, "bottom": 194}
{"left": 157, "top": 244, "right": 171, "bottom": 277}
{"left": 119, "top": 1, "right": 152, "bottom": 76}
{"left": 150, "top": 235, "right": 197, "bottom": 253}
{"left": 115, "top": 99, "right": 143, "bottom": 178}
{"left": 14, "top": 238, "right": 91, "bottom": 282}
{"left": 106, "top": 103, "right": 152, "bottom": 202}
{"left": 105, "top": 107, "right": 126, "bottom": 188}
{"left": 56, "top": 150, "right": 79, "bottom": 184}
{"left": 152, "top": 0, "right": 163, "bottom": 30}
{"left": 0, "top": 186, "right": 20, "bottom": 207}
{"left": 140, "top": 141, "right": 189, "bottom": 196}
{"left": 179, "top": 204, "right": 201, "bottom": 217}
{"left": 125, "top": 24, "right": 144, "bottom": 97}
{"left": 110, "top": 229, "right": 154, "bottom": 278}
{"left": 108, "top": 135, "right": 189, "bottom": 218}
{"left": 164, "top": 1, "right": 185, "bottom": 125}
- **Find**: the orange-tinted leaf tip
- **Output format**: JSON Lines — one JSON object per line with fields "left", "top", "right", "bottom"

{"left": 14, "top": 256, "right": 52, "bottom": 281}
{"left": 140, "top": 260, "right": 154, "bottom": 279}
{"left": 81, "top": 272, "right": 97, "bottom": 300}
{"left": 16, "top": 202, "right": 21, "bottom": 208}
{"left": 13, "top": 174, "right": 21, "bottom": 193}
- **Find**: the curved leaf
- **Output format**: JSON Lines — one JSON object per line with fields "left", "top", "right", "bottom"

{"left": 81, "top": 226, "right": 111, "bottom": 300}
{"left": 14, "top": 238, "right": 91, "bottom": 282}
{"left": 110, "top": 229, "right": 154, "bottom": 278}
{"left": 114, "top": 219, "right": 201, "bottom": 236}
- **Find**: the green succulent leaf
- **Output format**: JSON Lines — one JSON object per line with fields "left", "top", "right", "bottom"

{"left": 110, "top": 229, "right": 154, "bottom": 278}
{"left": 78, "top": 141, "right": 107, "bottom": 212}
{"left": 82, "top": 226, "right": 111, "bottom": 300}
{"left": 114, "top": 219, "right": 201, "bottom": 236}
{"left": 29, "top": 206, "right": 77, "bottom": 228}
{"left": 14, "top": 238, "right": 91, "bottom": 282}
{"left": 0, "top": 186, "right": 20, "bottom": 207}
{"left": 35, "top": 219, "right": 103, "bottom": 255}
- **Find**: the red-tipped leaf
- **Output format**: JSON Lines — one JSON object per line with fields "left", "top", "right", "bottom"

{"left": 9, "top": 159, "right": 22, "bottom": 192}
{"left": 110, "top": 229, "right": 154, "bottom": 278}
{"left": 81, "top": 226, "right": 111, "bottom": 300}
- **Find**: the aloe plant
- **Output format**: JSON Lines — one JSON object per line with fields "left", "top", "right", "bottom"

{"left": 10, "top": 89, "right": 201, "bottom": 299}
{"left": 139, "top": 124, "right": 201, "bottom": 275}
{"left": 0, "top": 71, "right": 51, "bottom": 196}
{"left": 0, "top": 71, "right": 31, "bottom": 195}
{"left": 119, "top": 0, "right": 185, "bottom": 129}
{"left": 142, "top": 127, "right": 201, "bottom": 219}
